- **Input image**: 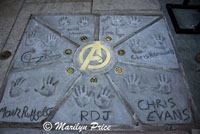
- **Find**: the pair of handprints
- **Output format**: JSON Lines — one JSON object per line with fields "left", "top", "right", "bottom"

{"left": 58, "top": 16, "right": 89, "bottom": 28}
{"left": 73, "top": 85, "right": 114, "bottom": 109}
{"left": 26, "top": 32, "right": 57, "bottom": 47}
{"left": 9, "top": 76, "right": 59, "bottom": 98}
{"left": 124, "top": 74, "right": 171, "bottom": 94}
{"left": 128, "top": 35, "right": 167, "bottom": 54}
{"left": 111, "top": 16, "right": 141, "bottom": 27}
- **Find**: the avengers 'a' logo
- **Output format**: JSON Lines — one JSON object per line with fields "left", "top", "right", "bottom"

{"left": 79, "top": 41, "right": 111, "bottom": 70}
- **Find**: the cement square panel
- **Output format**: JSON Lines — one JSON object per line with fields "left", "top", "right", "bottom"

{"left": 35, "top": 15, "right": 96, "bottom": 46}
{"left": 114, "top": 18, "right": 179, "bottom": 69}
{"left": 13, "top": 18, "right": 78, "bottom": 69}
{"left": 0, "top": 14, "right": 194, "bottom": 127}
{"left": 107, "top": 62, "right": 192, "bottom": 124}
{"left": 0, "top": 62, "right": 80, "bottom": 122}
{"left": 51, "top": 74, "right": 135, "bottom": 125}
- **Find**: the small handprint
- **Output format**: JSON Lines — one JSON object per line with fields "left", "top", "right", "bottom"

{"left": 95, "top": 87, "right": 113, "bottom": 109}
{"left": 124, "top": 74, "right": 141, "bottom": 93}
{"left": 127, "top": 16, "right": 141, "bottom": 27}
{"left": 156, "top": 74, "right": 171, "bottom": 94}
{"left": 9, "top": 77, "right": 29, "bottom": 97}
{"left": 153, "top": 34, "right": 167, "bottom": 49}
{"left": 73, "top": 85, "right": 91, "bottom": 107}
{"left": 58, "top": 17, "right": 70, "bottom": 28}
{"left": 129, "top": 39, "right": 147, "bottom": 53}
{"left": 35, "top": 76, "right": 59, "bottom": 97}
{"left": 78, "top": 17, "right": 89, "bottom": 27}
{"left": 111, "top": 16, "right": 123, "bottom": 26}
{"left": 43, "top": 34, "right": 57, "bottom": 47}
{"left": 25, "top": 32, "right": 39, "bottom": 46}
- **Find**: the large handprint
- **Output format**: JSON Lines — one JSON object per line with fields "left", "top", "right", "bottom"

{"left": 9, "top": 77, "right": 29, "bottom": 97}
{"left": 78, "top": 17, "right": 89, "bottom": 27}
{"left": 111, "top": 16, "right": 123, "bottom": 26}
{"left": 129, "top": 39, "right": 147, "bottom": 53}
{"left": 58, "top": 17, "right": 70, "bottom": 28}
{"left": 25, "top": 32, "right": 39, "bottom": 46}
{"left": 127, "top": 16, "right": 141, "bottom": 27}
{"left": 43, "top": 34, "right": 57, "bottom": 47}
{"left": 73, "top": 85, "right": 91, "bottom": 107}
{"left": 124, "top": 74, "right": 141, "bottom": 93}
{"left": 35, "top": 76, "right": 59, "bottom": 97}
{"left": 156, "top": 74, "right": 171, "bottom": 94}
{"left": 153, "top": 34, "right": 167, "bottom": 49}
{"left": 95, "top": 87, "right": 113, "bottom": 109}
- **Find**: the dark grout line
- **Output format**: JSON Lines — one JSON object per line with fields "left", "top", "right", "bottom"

{"left": 94, "top": 15, "right": 100, "bottom": 41}
{"left": 90, "top": 0, "right": 93, "bottom": 14}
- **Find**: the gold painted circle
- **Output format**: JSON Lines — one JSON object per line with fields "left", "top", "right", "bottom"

{"left": 115, "top": 66, "right": 123, "bottom": 74}
{"left": 66, "top": 67, "right": 75, "bottom": 74}
{"left": 65, "top": 49, "right": 72, "bottom": 55}
{"left": 118, "top": 50, "right": 125, "bottom": 56}
{"left": 80, "top": 36, "right": 88, "bottom": 42}
{"left": 90, "top": 77, "right": 98, "bottom": 84}
{"left": 105, "top": 36, "right": 112, "bottom": 42}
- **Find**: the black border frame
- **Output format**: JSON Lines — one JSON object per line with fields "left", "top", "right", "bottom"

{"left": 166, "top": 4, "right": 200, "bottom": 34}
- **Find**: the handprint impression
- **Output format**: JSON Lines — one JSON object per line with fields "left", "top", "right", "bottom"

{"left": 129, "top": 39, "right": 147, "bottom": 53}
{"left": 58, "top": 17, "right": 70, "bottom": 28}
{"left": 127, "top": 16, "right": 141, "bottom": 27}
{"left": 156, "top": 74, "right": 171, "bottom": 94}
{"left": 111, "top": 16, "right": 123, "bottom": 26}
{"left": 25, "top": 32, "right": 39, "bottom": 46}
{"left": 124, "top": 74, "right": 141, "bottom": 93}
{"left": 95, "top": 87, "right": 113, "bottom": 109}
{"left": 73, "top": 85, "right": 91, "bottom": 108}
{"left": 35, "top": 76, "right": 59, "bottom": 97}
{"left": 43, "top": 34, "right": 57, "bottom": 47}
{"left": 78, "top": 17, "right": 89, "bottom": 27}
{"left": 9, "top": 77, "right": 29, "bottom": 97}
{"left": 153, "top": 34, "right": 167, "bottom": 49}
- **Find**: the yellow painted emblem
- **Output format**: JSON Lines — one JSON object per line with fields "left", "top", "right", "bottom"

{"left": 79, "top": 41, "right": 111, "bottom": 70}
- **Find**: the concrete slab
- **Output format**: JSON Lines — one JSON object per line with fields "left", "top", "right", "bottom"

{"left": 0, "top": 63, "right": 80, "bottom": 122}
{"left": 0, "top": 14, "right": 193, "bottom": 128}
{"left": 92, "top": 0, "right": 161, "bottom": 14}
{"left": 0, "top": 0, "right": 23, "bottom": 51}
